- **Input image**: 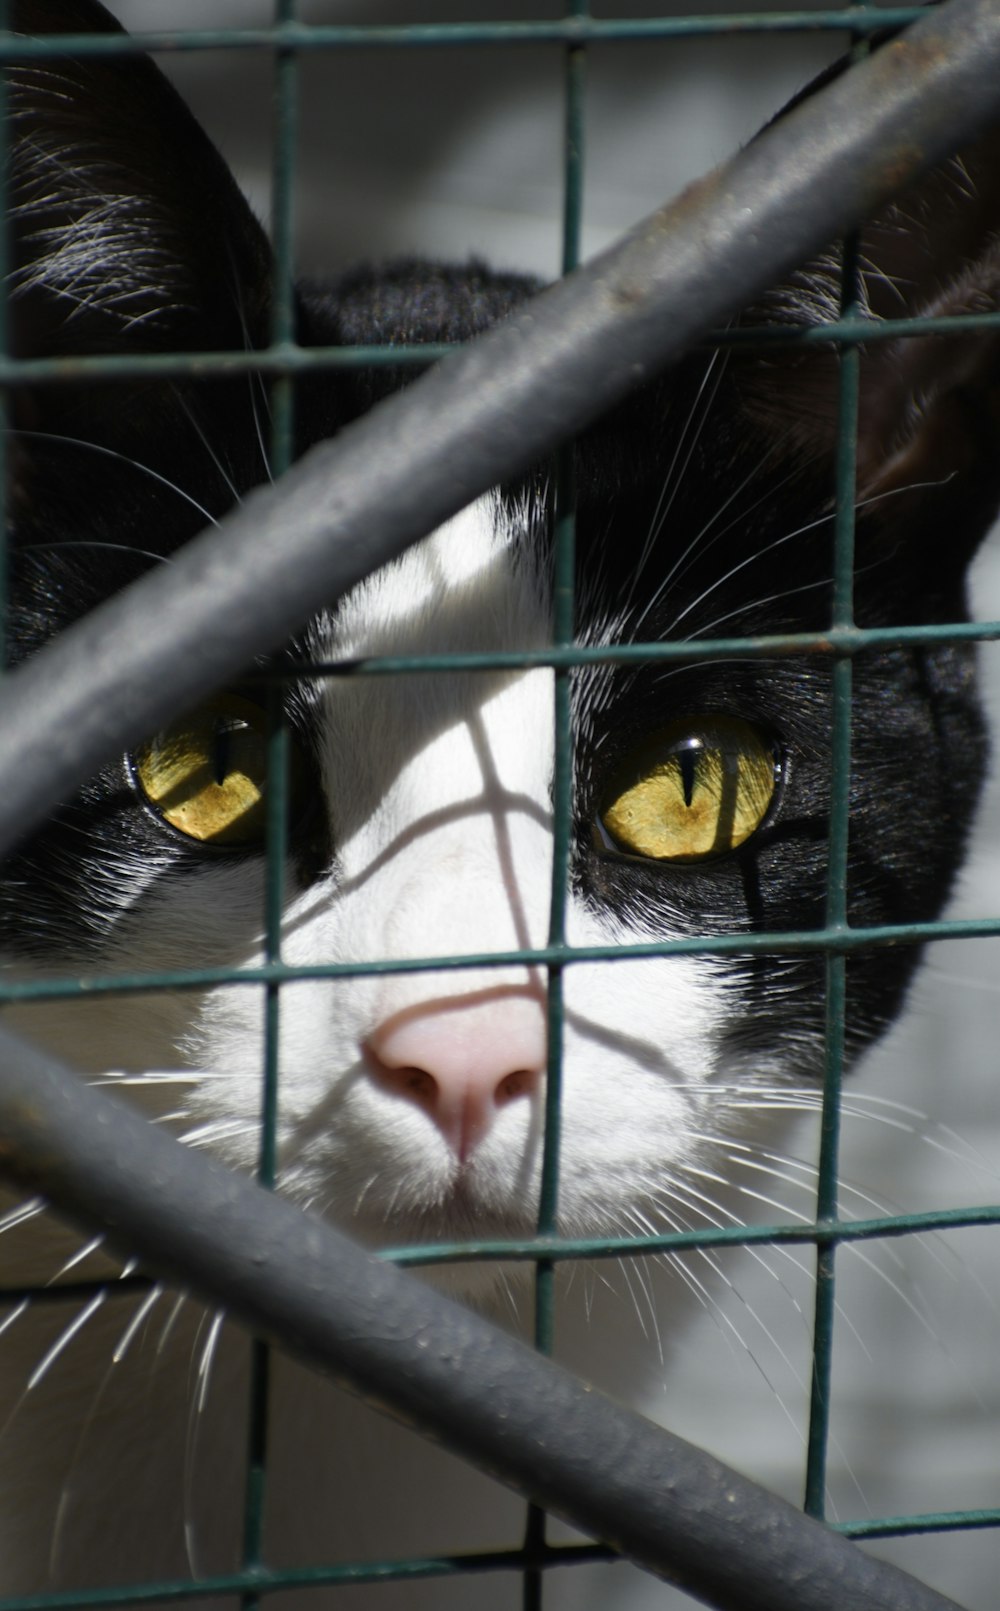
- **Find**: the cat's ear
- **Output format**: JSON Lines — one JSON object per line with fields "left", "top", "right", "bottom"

{"left": 734, "top": 120, "right": 1000, "bottom": 582}
{"left": 8, "top": 0, "right": 273, "bottom": 359}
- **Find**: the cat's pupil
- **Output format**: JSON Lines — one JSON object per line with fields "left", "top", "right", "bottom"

{"left": 211, "top": 720, "right": 233, "bottom": 786}
{"left": 678, "top": 742, "right": 698, "bottom": 809}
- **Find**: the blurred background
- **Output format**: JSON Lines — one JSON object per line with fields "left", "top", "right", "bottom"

{"left": 103, "top": 5, "right": 1000, "bottom": 1606}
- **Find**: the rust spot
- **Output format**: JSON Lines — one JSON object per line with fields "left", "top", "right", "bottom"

{"left": 878, "top": 144, "right": 924, "bottom": 195}
{"left": 882, "top": 32, "right": 949, "bottom": 80}
{"left": 610, "top": 278, "right": 646, "bottom": 312}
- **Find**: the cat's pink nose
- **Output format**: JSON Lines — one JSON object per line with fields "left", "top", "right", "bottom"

{"left": 365, "top": 989, "right": 546, "bottom": 1161}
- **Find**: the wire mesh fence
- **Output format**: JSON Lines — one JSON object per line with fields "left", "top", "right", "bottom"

{"left": 0, "top": 3, "right": 998, "bottom": 1610}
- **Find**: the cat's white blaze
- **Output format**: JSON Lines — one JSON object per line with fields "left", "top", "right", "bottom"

{"left": 156, "top": 495, "right": 725, "bottom": 1265}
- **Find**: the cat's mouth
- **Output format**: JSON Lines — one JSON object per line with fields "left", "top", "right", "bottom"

{"left": 351, "top": 1175, "right": 539, "bottom": 1267}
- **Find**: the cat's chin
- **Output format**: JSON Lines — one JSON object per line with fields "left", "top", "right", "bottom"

{"left": 343, "top": 1194, "right": 540, "bottom": 1312}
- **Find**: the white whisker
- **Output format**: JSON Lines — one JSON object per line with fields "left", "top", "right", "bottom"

{"left": 27, "top": 1290, "right": 107, "bottom": 1393}
{"left": 48, "top": 1237, "right": 105, "bottom": 1283}
{"left": 113, "top": 1284, "right": 163, "bottom": 1365}
{"left": 12, "top": 429, "right": 220, "bottom": 528}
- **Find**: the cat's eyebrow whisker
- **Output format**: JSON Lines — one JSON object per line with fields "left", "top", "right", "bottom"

{"left": 248, "top": 369, "right": 275, "bottom": 486}
{"left": 631, "top": 348, "right": 729, "bottom": 595}
{"left": 649, "top": 653, "right": 765, "bottom": 692}
{"left": 853, "top": 470, "right": 957, "bottom": 510}
{"left": 676, "top": 562, "right": 832, "bottom": 645}
{"left": 668, "top": 466, "right": 957, "bottom": 643}
{"left": 20, "top": 538, "right": 171, "bottom": 567}
{"left": 172, "top": 387, "right": 242, "bottom": 506}
{"left": 231, "top": 281, "right": 275, "bottom": 486}
{"left": 11, "top": 429, "right": 220, "bottom": 529}
{"left": 663, "top": 506, "right": 835, "bottom": 638}
{"left": 678, "top": 451, "right": 798, "bottom": 562}
{"left": 632, "top": 458, "right": 790, "bottom": 637}
{"left": 633, "top": 351, "right": 722, "bottom": 571}
{"left": 630, "top": 437, "right": 797, "bottom": 641}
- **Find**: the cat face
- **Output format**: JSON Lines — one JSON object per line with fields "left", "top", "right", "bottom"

{"left": 3, "top": 0, "right": 1000, "bottom": 1309}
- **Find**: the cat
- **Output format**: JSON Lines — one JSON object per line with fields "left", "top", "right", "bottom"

{"left": 0, "top": 0, "right": 998, "bottom": 1606}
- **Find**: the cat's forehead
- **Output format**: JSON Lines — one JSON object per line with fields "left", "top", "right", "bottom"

{"left": 313, "top": 491, "right": 551, "bottom": 662}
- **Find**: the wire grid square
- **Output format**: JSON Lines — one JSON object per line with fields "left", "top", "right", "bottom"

{"left": 0, "top": 3, "right": 998, "bottom": 1609}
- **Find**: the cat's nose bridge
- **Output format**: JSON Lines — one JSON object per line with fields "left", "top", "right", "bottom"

{"left": 364, "top": 986, "right": 546, "bottom": 1162}
{"left": 370, "top": 803, "right": 552, "bottom": 963}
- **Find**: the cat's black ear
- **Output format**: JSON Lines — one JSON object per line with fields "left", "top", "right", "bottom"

{"left": 4, "top": 0, "right": 281, "bottom": 558}
{"left": 734, "top": 111, "right": 1000, "bottom": 587}
{"left": 8, "top": 0, "right": 273, "bottom": 359}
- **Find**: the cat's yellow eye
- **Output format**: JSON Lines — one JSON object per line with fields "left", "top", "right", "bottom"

{"left": 598, "top": 715, "right": 777, "bottom": 863}
{"left": 132, "top": 695, "right": 304, "bottom": 847}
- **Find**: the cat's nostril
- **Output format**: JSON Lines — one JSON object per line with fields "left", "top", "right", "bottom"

{"left": 389, "top": 1065, "right": 439, "bottom": 1113}
{"left": 364, "top": 990, "right": 545, "bottom": 1162}
{"left": 496, "top": 1069, "right": 531, "bottom": 1105}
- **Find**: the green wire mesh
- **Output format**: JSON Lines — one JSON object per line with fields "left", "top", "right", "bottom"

{"left": 0, "top": 4, "right": 999, "bottom": 1609}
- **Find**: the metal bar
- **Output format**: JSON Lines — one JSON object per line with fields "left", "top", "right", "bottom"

{"left": 237, "top": 7, "right": 303, "bottom": 1596}
{"left": 0, "top": 1021, "right": 967, "bottom": 1611}
{"left": 0, "top": 0, "right": 997, "bottom": 862}
{"left": 4, "top": 1197, "right": 1000, "bottom": 1287}
{"left": 6, "top": 911, "right": 1000, "bottom": 1010}
{"left": 2, "top": 298, "right": 1000, "bottom": 393}
{"left": 805, "top": 212, "right": 865, "bottom": 1519}
{"left": 522, "top": 10, "right": 590, "bottom": 1600}
{"left": 0, "top": 14, "right": 938, "bottom": 60}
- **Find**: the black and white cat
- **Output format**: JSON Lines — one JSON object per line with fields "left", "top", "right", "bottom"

{"left": 0, "top": 1, "right": 999, "bottom": 1606}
